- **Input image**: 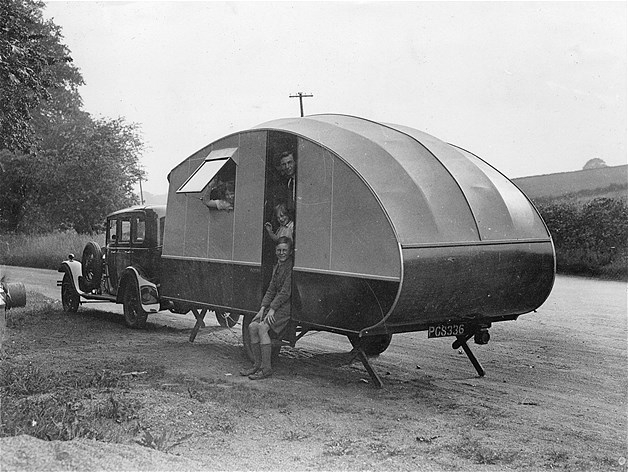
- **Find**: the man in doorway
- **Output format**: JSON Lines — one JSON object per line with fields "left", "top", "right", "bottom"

{"left": 277, "top": 151, "right": 296, "bottom": 210}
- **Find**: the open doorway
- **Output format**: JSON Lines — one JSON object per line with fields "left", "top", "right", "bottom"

{"left": 261, "top": 131, "right": 297, "bottom": 292}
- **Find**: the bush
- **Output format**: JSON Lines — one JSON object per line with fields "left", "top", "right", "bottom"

{"left": 534, "top": 197, "right": 628, "bottom": 279}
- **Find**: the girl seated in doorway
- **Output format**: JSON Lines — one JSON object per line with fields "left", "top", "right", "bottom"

{"left": 264, "top": 202, "right": 293, "bottom": 242}
{"left": 240, "top": 236, "right": 293, "bottom": 380}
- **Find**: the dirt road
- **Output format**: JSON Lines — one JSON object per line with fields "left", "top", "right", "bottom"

{"left": 1, "top": 266, "right": 627, "bottom": 471}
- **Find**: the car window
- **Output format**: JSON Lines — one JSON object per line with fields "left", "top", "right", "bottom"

{"left": 135, "top": 218, "right": 145, "bottom": 243}
{"left": 108, "top": 219, "right": 117, "bottom": 243}
{"left": 120, "top": 220, "right": 131, "bottom": 243}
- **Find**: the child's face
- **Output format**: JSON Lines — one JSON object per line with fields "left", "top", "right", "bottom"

{"left": 276, "top": 209, "right": 289, "bottom": 226}
{"left": 275, "top": 242, "right": 291, "bottom": 262}
{"left": 225, "top": 190, "right": 235, "bottom": 204}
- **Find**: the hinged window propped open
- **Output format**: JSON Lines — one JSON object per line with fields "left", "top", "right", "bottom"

{"left": 176, "top": 148, "right": 238, "bottom": 194}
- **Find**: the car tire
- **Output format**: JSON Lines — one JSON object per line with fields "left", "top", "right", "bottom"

{"left": 347, "top": 333, "right": 393, "bottom": 356}
{"left": 122, "top": 281, "right": 148, "bottom": 329}
{"left": 61, "top": 273, "right": 79, "bottom": 313}
{"left": 81, "top": 241, "right": 102, "bottom": 292}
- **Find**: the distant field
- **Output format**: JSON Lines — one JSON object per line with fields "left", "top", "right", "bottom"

{"left": 512, "top": 165, "right": 627, "bottom": 201}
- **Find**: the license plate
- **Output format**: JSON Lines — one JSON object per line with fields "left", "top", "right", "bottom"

{"left": 428, "top": 323, "right": 466, "bottom": 338}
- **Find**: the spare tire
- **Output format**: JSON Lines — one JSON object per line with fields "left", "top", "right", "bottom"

{"left": 81, "top": 241, "right": 102, "bottom": 292}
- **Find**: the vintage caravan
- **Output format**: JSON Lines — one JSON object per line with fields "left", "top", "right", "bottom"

{"left": 159, "top": 114, "right": 555, "bottom": 386}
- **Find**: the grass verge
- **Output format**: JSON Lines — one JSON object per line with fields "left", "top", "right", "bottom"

{"left": 0, "top": 231, "right": 104, "bottom": 270}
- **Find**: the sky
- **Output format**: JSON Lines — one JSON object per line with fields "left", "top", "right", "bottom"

{"left": 42, "top": 1, "right": 627, "bottom": 195}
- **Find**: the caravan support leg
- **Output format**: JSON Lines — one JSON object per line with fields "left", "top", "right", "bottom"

{"left": 452, "top": 333, "right": 485, "bottom": 377}
{"left": 353, "top": 348, "right": 384, "bottom": 388}
{"left": 189, "top": 308, "right": 208, "bottom": 342}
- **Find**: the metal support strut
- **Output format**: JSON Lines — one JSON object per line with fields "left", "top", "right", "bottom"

{"left": 452, "top": 333, "right": 485, "bottom": 377}
{"left": 351, "top": 348, "right": 384, "bottom": 388}
{"left": 189, "top": 308, "right": 208, "bottom": 342}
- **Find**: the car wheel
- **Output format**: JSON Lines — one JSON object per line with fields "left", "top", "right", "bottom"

{"left": 347, "top": 333, "right": 393, "bottom": 356}
{"left": 61, "top": 273, "right": 79, "bottom": 312}
{"left": 216, "top": 310, "right": 240, "bottom": 328}
{"left": 123, "top": 281, "right": 147, "bottom": 329}
{"left": 81, "top": 241, "right": 102, "bottom": 292}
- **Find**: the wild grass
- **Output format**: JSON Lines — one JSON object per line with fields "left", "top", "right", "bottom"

{"left": 0, "top": 361, "right": 142, "bottom": 441}
{"left": 0, "top": 231, "right": 104, "bottom": 270}
{"left": 0, "top": 295, "right": 289, "bottom": 448}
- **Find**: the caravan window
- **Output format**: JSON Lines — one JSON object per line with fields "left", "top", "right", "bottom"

{"left": 177, "top": 158, "right": 230, "bottom": 193}
{"left": 177, "top": 147, "right": 238, "bottom": 212}
{"left": 176, "top": 147, "right": 238, "bottom": 194}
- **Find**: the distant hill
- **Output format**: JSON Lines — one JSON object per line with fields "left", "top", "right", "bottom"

{"left": 512, "top": 165, "right": 627, "bottom": 202}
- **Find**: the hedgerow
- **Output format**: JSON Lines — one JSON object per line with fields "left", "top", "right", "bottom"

{"left": 534, "top": 197, "right": 628, "bottom": 279}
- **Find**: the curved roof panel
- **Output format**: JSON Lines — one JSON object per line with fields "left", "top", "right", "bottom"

{"left": 254, "top": 114, "right": 549, "bottom": 245}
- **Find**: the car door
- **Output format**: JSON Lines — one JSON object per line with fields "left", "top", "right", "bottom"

{"left": 129, "top": 213, "right": 152, "bottom": 276}
{"left": 106, "top": 215, "right": 132, "bottom": 294}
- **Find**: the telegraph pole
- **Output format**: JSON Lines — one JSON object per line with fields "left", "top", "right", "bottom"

{"left": 138, "top": 175, "right": 145, "bottom": 205}
{"left": 289, "top": 92, "right": 313, "bottom": 117}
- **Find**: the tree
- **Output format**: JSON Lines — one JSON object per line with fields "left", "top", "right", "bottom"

{"left": 583, "top": 158, "right": 607, "bottom": 170}
{"left": 39, "top": 116, "right": 144, "bottom": 233}
{"left": 0, "top": 0, "right": 83, "bottom": 152}
{"left": 0, "top": 115, "right": 144, "bottom": 233}
{"left": 0, "top": 1, "right": 144, "bottom": 234}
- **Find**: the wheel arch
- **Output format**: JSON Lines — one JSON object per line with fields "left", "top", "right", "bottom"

{"left": 116, "top": 268, "right": 139, "bottom": 304}
{"left": 116, "top": 266, "right": 160, "bottom": 312}
{"left": 58, "top": 260, "right": 83, "bottom": 296}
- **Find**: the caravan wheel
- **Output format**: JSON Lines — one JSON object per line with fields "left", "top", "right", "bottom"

{"left": 347, "top": 333, "right": 393, "bottom": 356}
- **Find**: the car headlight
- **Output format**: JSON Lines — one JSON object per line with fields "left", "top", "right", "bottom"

{"left": 140, "top": 286, "right": 159, "bottom": 305}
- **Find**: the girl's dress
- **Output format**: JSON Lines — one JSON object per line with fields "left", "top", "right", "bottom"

{"left": 262, "top": 257, "right": 293, "bottom": 334}
{"left": 274, "top": 221, "right": 294, "bottom": 240}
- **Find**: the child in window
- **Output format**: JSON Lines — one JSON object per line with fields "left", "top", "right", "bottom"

{"left": 264, "top": 202, "right": 293, "bottom": 242}
{"left": 201, "top": 180, "right": 234, "bottom": 211}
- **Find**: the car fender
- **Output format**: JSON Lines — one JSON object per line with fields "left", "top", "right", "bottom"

{"left": 58, "top": 259, "right": 87, "bottom": 296}
{"left": 116, "top": 267, "right": 160, "bottom": 313}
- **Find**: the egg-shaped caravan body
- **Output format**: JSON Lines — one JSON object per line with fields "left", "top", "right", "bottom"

{"left": 160, "top": 114, "right": 554, "bottom": 344}
{"left": 253, "top": 115, "right": 555, "bottom": 338}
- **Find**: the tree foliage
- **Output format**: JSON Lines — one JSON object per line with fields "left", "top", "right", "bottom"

{"left": 0, "top": 0, "right": 82, "bottom": 152}
{"left": 0, "top": 0, "right": 144, "bottom": 234}
{"left": 38, "top": 116, "right": 144, "bottom": 233}
{"left": 0, "top": 115, "right": 144, "bottom": 233}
